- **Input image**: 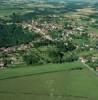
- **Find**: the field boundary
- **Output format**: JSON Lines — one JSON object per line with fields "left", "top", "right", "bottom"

{"left": 82, "top": 62, "right": 98, "bottom": 76}
{"left": 0, "top": 62, "right": 83, "bottom": 80}
{"left": 0, "top": 68, "right": 74, "bottom": 81}
{"left": 0, "top": 91, "right": 89, "bottom": 99}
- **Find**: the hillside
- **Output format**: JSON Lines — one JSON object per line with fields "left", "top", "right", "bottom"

{"left": 0, "top": 0, "right": 98, "bottom": 69}
{"left": 0, "top": 1, "right": 98, "bottom": 100}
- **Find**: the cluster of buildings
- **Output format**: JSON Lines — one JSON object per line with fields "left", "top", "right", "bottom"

{"left": 0, "top": 42, "right": 33, "bottom": 67}
{"left": 0, "top": 42, "right": 33, "bottom": 53}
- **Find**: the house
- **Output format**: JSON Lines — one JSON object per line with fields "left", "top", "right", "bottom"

{"left": 79, "top": 57, "right": 86, "bottom": 63}
{"left": 92, "top": 57, "right": 98, "bottom": 62}
{"left": 10, "top": 57, "right": 17, "bottom": 64}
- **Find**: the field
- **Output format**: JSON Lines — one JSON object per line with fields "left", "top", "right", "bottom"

{"left": 0, "top": 9, "right": 33, "bottom": 17}
{"left": 76, "top": 8, "right": 98, "bottom": 15}
{"left": 0, "top": 2, "right": 65, "bottom": 17}
{"left": 88, "top": 27, "right": 98, "bottom": 34}
{"left": 0, "top": 62, "right": 98, "bottom": 100}
{"left": 0, "top": 1, "right": 98, "bottom": 100}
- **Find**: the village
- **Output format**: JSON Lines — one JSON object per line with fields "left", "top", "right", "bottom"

{"left": 0, "top": 14, "right": 98, "bottom": 72}
{"left": 1, "top": 1, "right": 98, "bottom": 100}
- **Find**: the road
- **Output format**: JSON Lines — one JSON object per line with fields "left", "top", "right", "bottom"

{"left": 82, "top": 62, "right": 98, "bottom": 76}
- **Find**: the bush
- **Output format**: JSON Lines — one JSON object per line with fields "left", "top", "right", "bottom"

{"left": 47, "top": 46, "right": 64, "bottom": 63}
{"left": 23, "top": 53, "right": 40, "bottom": 65}
{"left": 38, "top": 59, "right": 45, "bottom": 65}
{"left": 65, "top": 53, "right": 78, "bottom": 62}
{"left": 88, "top": 60, "right": 98, "bottom": 70}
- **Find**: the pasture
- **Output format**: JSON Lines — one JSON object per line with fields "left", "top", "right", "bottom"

{"left": 0, "top": 9, "right": 32, "bottom": 17}
{"left": 0, "top": 62, "right": 98, "bottom": 100}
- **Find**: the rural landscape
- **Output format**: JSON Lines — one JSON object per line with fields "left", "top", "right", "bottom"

{"left": 0, "top": 0, "right": 98, "bottom": 100}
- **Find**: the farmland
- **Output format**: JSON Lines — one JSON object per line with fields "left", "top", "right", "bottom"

{"left": 0, "top": 0, "right": 98, "bottom": 100}
{"left": 0, "top": 62, "right": 98, "bottom": 100}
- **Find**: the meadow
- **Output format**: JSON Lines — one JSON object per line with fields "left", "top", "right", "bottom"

{"left": 0, "top": 62, "right": 98, "bottom": 100}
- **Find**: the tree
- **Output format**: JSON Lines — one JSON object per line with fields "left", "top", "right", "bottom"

{"left": 0, "top": 23, "right": 33, "bottom": 47}
{"left": 23, "top": 49, "right": 42, "bottom": 65}
{"left": 23, "top": 53, "right": 40, "bottom": 65}
{"left": 47, "top": 46, "right": 64, "bottom": 63}
{"left": 56, "top": 41, "right": 76, "bottom": 52}
{"left": 65, "top": 53, "right": 78, "bottom": 62}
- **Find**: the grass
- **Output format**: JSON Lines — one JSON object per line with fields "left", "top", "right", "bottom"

{"left": 0, "top": 2, "right": 64, "bottom": 17}
{"left": 0, "top": 9, "right": 20, "bottom": 17}
{"left": 88, "top": 27, "right": 98, "bottom": 34}
{"left": 0, "top": 9, "right": 32, "bottom": 17}
{"left": 77, "top": 50, "right": 98, "bottom": 57}
{"left": 0, "top": 62, "right": 82, "bottom": 80}
{"left": 0, "top": 62, "right": 98, "bottom": 100}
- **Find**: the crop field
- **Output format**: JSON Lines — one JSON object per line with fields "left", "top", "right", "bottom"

{"left": 0, "top": 2, "right": 64, "bottom": 17}
{"left": 0, "top": 9, "right": 20, "bottom": 17}
{"left": 76, "top": 8, "right": 98, "bottom": 15}
{"left": 0, "top": 62, "right": 98, "bottom": 100}
{"left": 0, "top": 9, "right": 33, "bottom": 17}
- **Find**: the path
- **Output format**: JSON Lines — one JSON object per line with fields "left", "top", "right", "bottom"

{"left": 82, "top": 62, "right": 98, "bottom": 76}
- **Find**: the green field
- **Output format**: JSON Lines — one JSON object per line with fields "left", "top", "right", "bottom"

{"left": 0, "top": 9, "right": 32, "bottom": 17}
{"left": 0, "top": 62, "right": 98, "bottom": 100}
{"left": 88, "top": 27, "right": 98, "bottom": 34}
